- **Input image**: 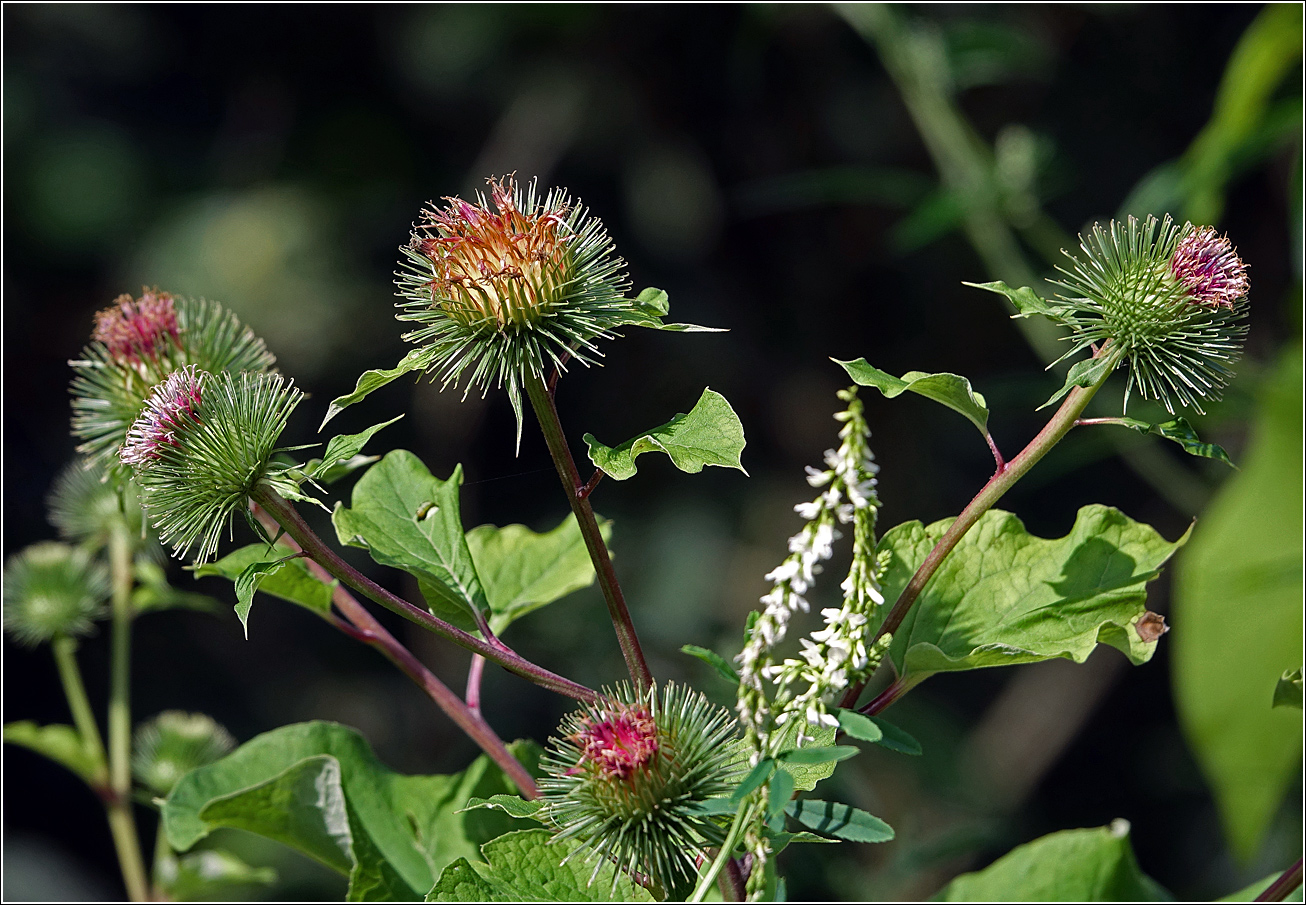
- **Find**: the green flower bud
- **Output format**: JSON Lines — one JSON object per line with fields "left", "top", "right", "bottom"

{"left": 394, "top": 175, "right": 635, "bottom": 439}
{"left": 1052, "top": 215, "right": 1249, "bottom": 414}
{"left": 539, "top": 682, "right": 742, "bottom": 896}
{"left": 70, "top": 290, "right": 275, "bottom": 474}
{"left": 47, "top": 457, "right": 149, "bottom": 549}
{"left": 132, "top": 711, "right": 235, "bottom": 796}
{"left": 120, "top": 367, "right": 303, "bottom": 564}
{"left": 3, "top": 542, "right": 108, "bottom": 646}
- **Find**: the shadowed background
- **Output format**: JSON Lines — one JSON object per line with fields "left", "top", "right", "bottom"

{"left": 4, "top": 4, "right": 1301, "bottom": 900}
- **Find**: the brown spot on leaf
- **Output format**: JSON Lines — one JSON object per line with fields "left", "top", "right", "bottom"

{"left": 1136, "top": 611, "right": 1169, "bottom": 643}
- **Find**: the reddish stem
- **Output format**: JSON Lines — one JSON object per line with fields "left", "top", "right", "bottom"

{"left": 1255, "top": 858, "right": 1304, "bottom": 902}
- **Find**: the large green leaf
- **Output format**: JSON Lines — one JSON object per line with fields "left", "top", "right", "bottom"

{"left": 934, "top": 820, "right": 1170, "bottom": 901}
{"left": 163, "top": 722, "right": 536, "bottom": 900}
{"left": 321, "top": 349, "right": 434, "bottom": 429}
{"left": 835, "top": 358, "right": 989, "bottom": 437}
{"left": 194, "top": 542, "right": 335, "bottom": 637}
{"left": 3, "top": 721, "right": 101, "bottom": 785}
{"left": 332, "top": 451, "right": 488, "bottom": 632}
{"left": 1173, "top": 346, "right": 1304, "bottom": 861}
{"left": 880, "top": 505, "right": 1188, "bottom": 683}
{"left": 582, "top": 389, "right": 746, "bottom": 481}
{"left": 465, "top": 514, "right": 610, "bottom": 635}
{"left": 426, "top": 829, "right": 655, "bottom": 902}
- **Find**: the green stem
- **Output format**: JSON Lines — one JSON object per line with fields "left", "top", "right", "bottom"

{"left": 524, "top": 373, "right": 653, "bottom": 691}
{"left": 690, "top": 800, "right": 754, "bottom": 903}
{"left": 107, "top": 524, "right": 148, "bottom": 902}
{"left": 841, "top": 344, "right": 1119, "bottom": 710}
{"left": 250, "top": 484, "right": 597, "bottom": 704}
{"left": 51, "top": 635, "right": 107, "bottom": 780}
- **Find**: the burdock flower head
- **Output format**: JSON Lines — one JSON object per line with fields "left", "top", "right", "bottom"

{"left": 540, "top": 682, "right": 742, "bottom": 897}
{"left": 395, "top": 175, "right": 635, "bottom": 436}
{"left": 71, "top": 289, "right": 275, "bottom": 473}
{"left": 1050, "top": 215, "right": 1249, "bottom": 413}
{"left": 3, "top": 542, "right": 108, "bottom": 647}
{"left": 119, "top": 366, "right": 303, "bottom": 563}
{"left": 133, "top": 711, "right": 236, "bottom": 796}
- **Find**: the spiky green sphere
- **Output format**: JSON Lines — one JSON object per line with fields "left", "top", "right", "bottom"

{"left": 133, "top": 711, "right": 236, "bottom": 796}
{"left": 394, "top": 175, "right": 636, "bottom": 438}
{"left": 3, "top": 542, "right": 108, "bottom": 646}
{"left": 539, "top": 682, "right": 742, "bottom": 897}
{"left": 47, "top": 457, "right": 150, "bottom": 549}
{"left": 70, "top": 290, "right": 275, "bottom": 475}
{"left": 1052, "top": 215, "right": 1248, "bottom": 414}
{"left": 120, "top": 367, "right": 303, "bottom": 564}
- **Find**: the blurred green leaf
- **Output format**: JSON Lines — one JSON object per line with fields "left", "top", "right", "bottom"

{"left": 164, "top": 722, "right": 536, "bottom": 900}
{"left": 1273, "top": 669, "right": 1303, "bottom": 710}
{"left": 160, "top": 848, "right": 277, "bottom": 901}
{"left": 1173, "top": 346, "right": 1304, "bottom": 861}
{"left": 133, "top": 558, "right": 221, "bottom": 615}
{"left": 332, "top": 452, "right": 488, "bottom": 632}
{"left": 934, "top": 820, "right": 1169, "bottom": 901}
{"left": 881, "top": 505, "right": 1188, "bottom": 683}
{"left": 836, "top": 358, "right": 991, "bottom": 437}
{"left": 4, "top": 721, "right": 101, "bottom": 786}
{"left": 466, "top": 514, "right": 609, "bottom": 635}
{"left": 583, "top": 389, "right": 747, "bottom": 481}
{"left": 680, "top": 644, "right": 740, "bottom": 684}
{"left": 426, "top": 829, "right": 655, "bottom": 902}
{"left": 864, "top": 716, "right": 922, "bottom": 756}
{"left": 785, "top": 799, "right": 894, "bottom": 844}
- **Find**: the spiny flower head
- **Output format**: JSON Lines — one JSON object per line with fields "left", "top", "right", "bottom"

{"left": 120, "top": 368, "right": 303, "bottom": 564}
{"left": 540, "top": 682, "right": 742, "bottom": 896}
{"left": 70, "top": 291, "right": 275, "bottom": 474}
{"left": 3, "top": 542, "right": 108, "bottom": 646}
{"left": 133, "top": 711, "right": 235, "bottom": 796}
{"left": 47, "top": 457, "right": 150, "bottom": 549}
{"left": 1051, "top": 215, "right": 1248, "bottom": 414}
{"left": 395, "top": 175, "right": 633, "bottom": 440}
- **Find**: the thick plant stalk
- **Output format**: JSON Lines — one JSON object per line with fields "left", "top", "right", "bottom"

{"left": 251, "top": 505, "right": 538, "bottom": 797}
{"left": 524, "top": 373, "right": 653, "bottom": 690}
{"left": 251, "top": 485, "right": 596, "bottom": 704}
{"left": 106, "top": 525, "right": 149, "bottom": 902}
{"left": 842, "top": 344, "right": 1118, "bottom": 711}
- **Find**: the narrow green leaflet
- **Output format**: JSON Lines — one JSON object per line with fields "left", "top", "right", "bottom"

{"left": 332, "top": 451, "right": 488, "bottom": 632}
{"left": 731, "top": 758, "right": 776, "bottom": 805}
{"left": 426, "top": 829, "right": 655, "bottom": 902}
{"left": 864, "top": 716, "right": 922, "bottom": 756}
{"left": 784, "top": 800, "right": 894, "bottom": 843}
{"left": 465, "top": 514, "right": 610, "bottom": 634}
{"left": 880, "top": 505, "right": 1189, "bottom": 683}
{"left": 1040, "top": 354, "right": 1115, "bottom": 410}
{"left": 680, "top": 644, "right": 740, "bottom": 684}
{"left": 322, "top": 348, "right": 436, "bottom": 429}
{"left": 1273, "top": 668, "right": 1303, "bottom": 710}
{"left": 3, "top": 721, "right": 101, "bottom": 785}
{"left": 1093, "top": 416, "right": 1234, "bottom": 466}
{"left": 612, "top": 287, "right": 726, "bottom": 333}
{"left": 834, "top": 358, "right": 989, "bottom": 437}
{"left": 834, "top": 709, "right": 884, "bottom": 744}
{"left": 964, "top": 280, "right": 1071, "bottom": 322}
{"left": 767, "top": 768, "right": 796, "bottom": 821}
{"left": 460, "top": 795, "right": 546, "bottom": 822}
{"left": 304, "top": 416, "right": 403, "bottom": 481}
{"left": 1173, "top": 347, "right": 1304, "bottom": 860}
{"left": 163, "top": 722, "right": 537, "bottom": 902}
{"left": 583, "top": 388, "right": 747, "bottom": 481}
{"left": 194, "top": 543, "right": 335, "bottom": 637}
{"left": 934, "top": 820, "right": 1169, "bottom": 901}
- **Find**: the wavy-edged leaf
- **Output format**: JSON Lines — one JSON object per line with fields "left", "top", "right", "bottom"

{"left": 880, "top": 505, "right": 1189, "bottom": 683}
{"left": 777, "top": 745, "right": 860, "bottom": 766}
{"left": 333, "top": 452, "right": 488, "bottom": 632}
{"left": 466, "top": 514, "right": 609, "bottom": 635}
{"left": 163, "top": 722, "right": 536, "bottom": 900}
{"left": 322, "top": 349, "right": 434, "bottom": 429}
{"left": 1094, "top": 416, "right": 1234, "bottom": 466}
{"left": 583, "top": 388, "right": 746, "bottom": 481}
{"left": 773, "top": 722, "right": 839, "bottom": 792}
{"left": 426, "top": 829, "right": 655, "bottom": 902}
{"left": 784, "top": 799, "right": 894, "bottom": 843}
{"left": 3, "top": 721, "right": 101, "bottom": 785}
{"left": 195, "top": 543, "right": 334, "bottom": 638}
{"left": 935, "top": 820, "right": 1169, "bottom": 901}
{"left": 835, "top": 358, "right": 989, "bottom": 437}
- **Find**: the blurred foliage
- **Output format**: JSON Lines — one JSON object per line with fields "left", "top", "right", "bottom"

{"left": 4, "top": 4, "right": 1300, "bottom": 901}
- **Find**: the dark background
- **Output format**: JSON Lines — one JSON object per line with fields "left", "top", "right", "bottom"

{"left": 3, "top": 4, "right": 1301, "bottom": 900}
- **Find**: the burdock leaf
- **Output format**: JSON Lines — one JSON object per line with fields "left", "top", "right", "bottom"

{"left": 615, "top": 287, "right": 726, "bottom": 333}
{"left": 880, "top": 505, "right": 1188, "bottom": 683}
{"left": 306, "top": 416, "right": 404, "bottom": 480}
{"left": 964, "top": 280, "right": 1070, "bottom": 321}
{"left": 322, "top": 349, "right": 434, "bottom": 429}
{"left": 835, "top": 358, "right": 989, "bottom": 437}
{"left": 1096, "top": 416, "right": 1235, "bottom": 467}
{"left": 465, "top": 514, "right": 610, "bottom": 634}
{"left": 332, "top": 452, "right": 488, "bottom": 631}
{"left": 582, "top": 389, "right": 746, "bottom": 481}
{"left": 1040, "top": 354, "right": 1114, "bottom": 410}
{"left": 196, "top": 544, "right": 335, "bottom": 638}
{"left": 3, "top": 721, "right": 101, "bottom": 785}
{"left": 426, "top": 829, "right": 654, "bottom": 902}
